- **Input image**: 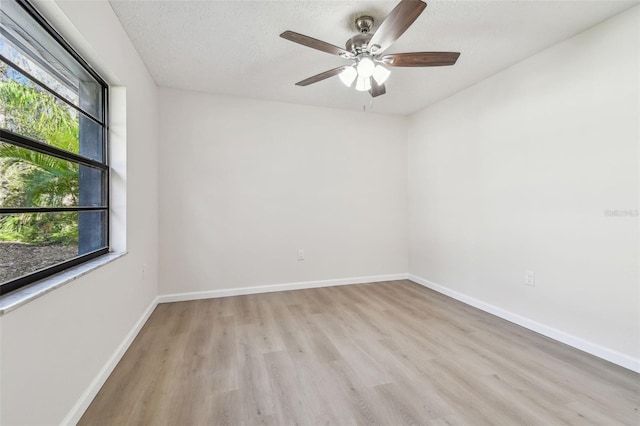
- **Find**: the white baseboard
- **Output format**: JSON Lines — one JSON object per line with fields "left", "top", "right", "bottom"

{"left": 61, "top": 297, "right": 159, "bottom": 426}
{"left": 408, "top": 274, "right": 640, "bottom": 373}
{"left": 157, "top": 273, "right": 409, "bottom": 304}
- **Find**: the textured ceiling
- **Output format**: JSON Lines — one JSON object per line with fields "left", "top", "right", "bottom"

{"left": 109, "top": 0, "right": 638, "bottom": 116}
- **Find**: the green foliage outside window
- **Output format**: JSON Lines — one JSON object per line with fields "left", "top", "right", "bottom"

{"left": 1, "top": 75, "right": 80, "bottom": 245}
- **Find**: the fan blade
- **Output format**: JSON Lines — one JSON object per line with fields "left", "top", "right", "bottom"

{"left": 368, "top": 0, "right": 427, "bottom": 54}
{"left": 281, "top": 31, "right": 354, "bottom": 58}
{"left": 295, "top": 66, "right": 349, "bottom": 86}
{"left": 369, "top": 78, "right": 386, "bottom": 97}
{"left": 382, "top": 52, "right": 460, "bottom": 67}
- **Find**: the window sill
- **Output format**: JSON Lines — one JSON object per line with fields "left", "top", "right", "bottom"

{"left": 0, "top": 251, "right": 127, "bottom": 316}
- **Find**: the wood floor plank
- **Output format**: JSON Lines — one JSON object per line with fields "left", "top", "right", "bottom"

{"left": 236, "top": 324, "right": 276, "bottom": 423}
{"left": 328, "top": 359, "right": 387, "bottom": 425}
{"left": 79, "top": 280, "right": 640, "bottom": 425}
{"left": 262, "top": 350, "right": 314, "bottom": 425}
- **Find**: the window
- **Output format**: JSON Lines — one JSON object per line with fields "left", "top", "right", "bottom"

{"left": 0, "top": 0, "right": 109, "bottom": 295}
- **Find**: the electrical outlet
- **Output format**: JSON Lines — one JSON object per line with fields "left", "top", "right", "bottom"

{"left": 525, "top": 270, "right": 535, "bottom": 286}
{"left": 298, "top": 249, "right": 305, "bottom": 261}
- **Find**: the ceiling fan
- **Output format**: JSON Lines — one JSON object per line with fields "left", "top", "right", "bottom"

{"left": 280, "top": 0, "right": 460, "bottom": 98}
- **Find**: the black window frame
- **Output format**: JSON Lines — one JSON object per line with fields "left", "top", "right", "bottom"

{"left": 0, "top": 0, "right": 109, "bottom": 296}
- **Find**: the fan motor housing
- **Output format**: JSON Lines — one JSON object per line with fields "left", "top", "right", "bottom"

{"left": 346, "top": 33, "right": 373, "bottom": 55}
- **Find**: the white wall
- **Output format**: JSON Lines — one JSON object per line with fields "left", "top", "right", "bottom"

{"left": 158, "top": 89, "right": 407, "bottom": 295}
{"left": 408, "top": 6, "right": 639, "bottom": 363}
{"left": 0, "top": 1, "right": 159, "bottom": 424}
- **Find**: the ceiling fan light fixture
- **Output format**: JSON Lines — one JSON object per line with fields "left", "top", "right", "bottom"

{"left": 355, "top": 75, "right": 371, "bottom": 92}
{"left": 281, "top": 0, "right": 460, "bottom": 98}
{"left": 356, "top": 57, "right": 375, "bottom": 78}
{"left": 339, "top": 66, "right": 357, "bottom": 87}
{"left": 372, "top": 65, "right": 391, "bottom": 85}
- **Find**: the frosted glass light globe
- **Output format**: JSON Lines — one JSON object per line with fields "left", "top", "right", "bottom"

{"left": 372, "top": 65, "right": 391, "bottom": 85}
{"left": 356, "top": 57, "right": 375, "bottom": 78}
{"left": 355, "top": 75, "right": 371, "bottom": 92}
{"left": 339, "top": 66, "right": 357, "bottom": 87}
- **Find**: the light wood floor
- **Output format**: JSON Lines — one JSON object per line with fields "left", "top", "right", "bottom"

{"left": 80, "top": 280, "right": 639, "bottom": 425}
